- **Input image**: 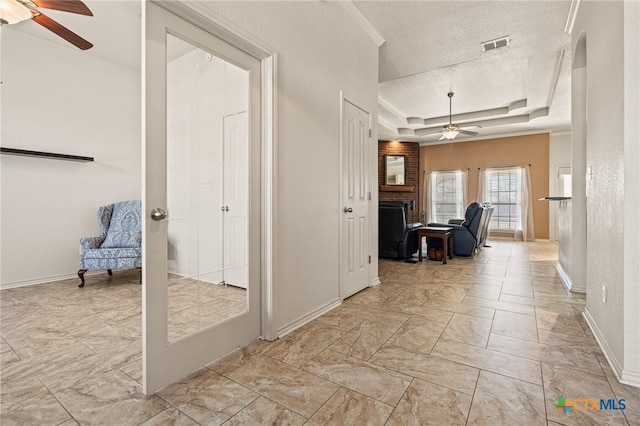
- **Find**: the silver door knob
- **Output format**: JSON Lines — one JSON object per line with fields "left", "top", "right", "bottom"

{"left": 344, "top": 207, "right": 353, "bottom": 213}
{"left": 150, "top": 208, "right": 168, "bottom": 221}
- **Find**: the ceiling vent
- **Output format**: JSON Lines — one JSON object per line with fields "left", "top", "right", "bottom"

{"left": 481, "top": 36, "right": 510, "bottom": 52}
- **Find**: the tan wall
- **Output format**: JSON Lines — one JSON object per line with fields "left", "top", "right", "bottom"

{"left": 420, "top": 133, "right": 550, "bottom": 239}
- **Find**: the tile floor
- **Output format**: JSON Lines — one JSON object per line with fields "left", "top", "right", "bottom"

{"left": 1, "top": 240, "right": 639, "bottom": 425}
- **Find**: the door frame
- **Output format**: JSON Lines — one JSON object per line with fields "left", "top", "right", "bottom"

{"left": 338, "top": 92, "right": 373, "bottom": 300}
{"left": 142, "top": 1, "right": 277, "bottom": 395}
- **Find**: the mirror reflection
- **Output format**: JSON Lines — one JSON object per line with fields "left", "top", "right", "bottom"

{"left": 385, "top": 155, "right": 406, "bottom": 185}
{"left": 166, "top": 33, "right": 249, "bottom": 342}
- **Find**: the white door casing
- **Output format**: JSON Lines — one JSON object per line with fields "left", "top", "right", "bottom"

{"left": 144, "top": 2, "right": 261, "bottom": 394}
{"left": 340, "top": 98, "right": 371, "bottom": 299}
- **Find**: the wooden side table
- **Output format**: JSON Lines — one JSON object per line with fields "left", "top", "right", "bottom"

{"left": 418, "top": 226, "right": 454, "bottom": 264}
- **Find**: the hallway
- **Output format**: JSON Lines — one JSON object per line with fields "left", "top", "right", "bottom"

{"left": 1, "top": 240, "right": 638, "bottom": 424}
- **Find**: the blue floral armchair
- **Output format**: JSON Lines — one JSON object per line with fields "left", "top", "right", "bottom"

{"left": 78, "top": 200, "right": 142, "bottom": 287}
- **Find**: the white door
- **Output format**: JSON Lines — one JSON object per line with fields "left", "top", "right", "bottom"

{"left": 223, "top": 113, "right": 249, "bottom": 289}
{"left": 340, "top": 99, "right": 371, "bottom": 299}
{"left": 144, "top": 3, "right": 261, "bottom": 394}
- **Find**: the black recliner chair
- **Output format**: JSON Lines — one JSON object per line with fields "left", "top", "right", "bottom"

{"left": 427, "top": 202, "right": 489, "bottom": 256}
{"left": 379, "top": 201, "right": 422, "bottom": 259}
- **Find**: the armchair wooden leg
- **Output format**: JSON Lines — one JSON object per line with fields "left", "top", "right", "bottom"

{"left": 137, "top": 267, "right": 142, "bottom": 285}
{"left": 78, "top": 269, "right": 87, "bottom": 288}
{"left": 107, "top": 269, "right": 113, "bottom": 276}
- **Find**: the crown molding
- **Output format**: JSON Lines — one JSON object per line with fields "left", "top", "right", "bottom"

{"left": 338, "top": 1, "right": 386, "bottom": 47}
{"left": 564, "top": 0, "right": 581, "bottom": 34}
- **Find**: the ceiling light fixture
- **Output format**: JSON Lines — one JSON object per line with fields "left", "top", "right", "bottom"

{"left": 442, "top": 125, "right": 460, "bottom": 140}
{"left": 0, "top": 0, "right": 32, "bottom": 25}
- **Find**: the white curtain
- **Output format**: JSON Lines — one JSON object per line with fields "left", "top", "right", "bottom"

{"left": 423, "top": 171, "right": 434, "bottom": 224}
{"left": 515, "top": 165, "right": 536, "bottom": 241}
{"left": 477, "top": 168, "right": 488, "bottom": 201}
{"left": 460, "top": 169, "right": 468, "bottom": 215}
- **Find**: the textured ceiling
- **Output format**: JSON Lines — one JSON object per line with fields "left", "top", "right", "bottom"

{"left": 354, "top": 0, "right": 573, "bottom": 143}
{"left": 5, "top": 0, "right": 141, "bottom": 71}
{"left": 5, "top": 1, "right": 573, "bottom": 143}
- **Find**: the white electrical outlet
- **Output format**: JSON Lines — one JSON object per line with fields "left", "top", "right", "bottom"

{"left": 602, "top": 284, "right": 607, "bottom": 304}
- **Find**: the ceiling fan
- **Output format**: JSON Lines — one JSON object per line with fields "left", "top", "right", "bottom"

{"left": 0, "top": 0, "right": 93, "bottom": 50}
{"left": 440, "top": 92, "right": 479, "bottom": 140}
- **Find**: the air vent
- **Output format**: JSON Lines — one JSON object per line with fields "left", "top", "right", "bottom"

{"left": 481, "top": 36, "right": 510, "bottom": 52}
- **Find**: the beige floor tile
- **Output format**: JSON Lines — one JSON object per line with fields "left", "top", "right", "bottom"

{"left": 542, "top": 363, "right": 627, "bottom": 425}
{"left": 465, "top": 284, "right": 502, "bottom": 300}
{"left": 467, "top": 371, "right": 546, "bottom": 425}
{"left": 0, "top": 341, "right": 96, "bottom": 384}
{"left": 387, "top": 315, "right": 446, "bottom": 354}
{"left": 329, "top": 319, "right": 398, "bottom": 361}
{"left": 462, "top": 296, "right": 535, "bottom": 315}
{"left": 501, "top": 283, "right": 534, "bottom": 298}
{"left": 500, "top": 294, "right": 577, "bottom": 313}
{"left": 597, "top": 354, "right": 640, "bottom": 425}
{"left": 368, "top": 344, "right": 479, "bottom": 395}
{"left": 38, "top": 344, "right": 140, "bottom": 392}
{"left": 536, "top": 309, "right": 586, "bottom": 337}
{"left": 139, "top": 407, "right": 199, "bottom": 426}
{"left": 265, "top": 323, "right": 345, "bottom": 367}
{"left": 303, "top": 349, "right": 411, "bottom": 406}
{"left": 388, "top": 288, "right": 440, "bottom": 306}
{"left": 227, "top": 356, "right": 339, "bottom": 418}
{"left": 312, "top": 304, "right": 409, "bottom": 330}
{"left": 431, "top": 339, "right": 542, "bottom": 385}
{"left": 440, "top": 313, "right": 492, "bottom": 347}
{"left": 54, "top": 369, "right": 168, "bottom": 425}
{"left": 207, "top": 339, "right": 275, "bottom": 375}
{"left": 380, "top": 301, "right": 454, "bottom": 323}
{"left": 386, "top": 378, "right": 472, "bottom": 425}
{"left": 491, "top": 310, "right": 539, "bottom": 342}
{"left": 2, "top": 324, "right": 79, "bottom": 361}
{"left": 157, "top": 368, "right": 258, "bottom": 425}
{"left": 537, "top": 329, "right": 601, "bottom": 355}
{"left": 225, "top": 396, "right": 307, "bottom": 425}
{"left": 306, "top": 387, "right": 393, "bottom": 426}
{"left": 119, "top": 358, "right": 142, "bottom": 384}
{"left": 430, "top": 285, "right": 469, "bottom": 303}
{"left": 0, "top": 376, "right": 71, "bottom": 426}
{"left": 488, "top": 334, "right": 604, "bottom": 377}
{"left": 421, "top": 299, "right": 495, "bottom": 319}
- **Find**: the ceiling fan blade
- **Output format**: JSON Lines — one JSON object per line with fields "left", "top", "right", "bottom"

{"left": 32, "top": 0, "right": 92, "bottom": 16}
{"left": 459, "top": 129, "right": 479, "bottom": 136}
{"left": 32, "top": 12, "right": 93, "bottom": 50}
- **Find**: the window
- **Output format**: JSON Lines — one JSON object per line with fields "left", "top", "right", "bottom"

{"left": 486, "top": 167, "right": 522, "bottom": 231}
{"left": 429, "top": 170, "right": 465, "bottom": 223}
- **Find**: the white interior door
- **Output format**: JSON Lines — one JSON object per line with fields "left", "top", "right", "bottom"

{"left": 223, "top": 112, "right": 249, "bottom": 289}
{"left": 340, "top": 99, "right": 371, "bottom": 299}
{"left": 144, "top": 2, "right": 261, "bottom": 394}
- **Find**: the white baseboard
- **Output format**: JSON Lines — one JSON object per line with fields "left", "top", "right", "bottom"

{"left": 370, "top": 277, "right": 381, "bottom": 287}
{"left": 555, "top": 262, "right": 575, "bottom": 293}
{"left": 276, "top": 298, "right": 342, "bottom": 338}
{"left": 0, "top": 271, "right": 103, "bottom": 290}
{"left": 582, "top": 308, "right": 627, "bottom": 384}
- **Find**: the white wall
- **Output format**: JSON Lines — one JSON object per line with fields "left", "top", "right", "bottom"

{"left": 548, "top": 131, "right": 571, "bottom": 240}
{"left": 1, "top": 29, "right": 140, "bottom": 288}
{"left": 201, "top": 1, "right": 379, "bottom": 334}
{"left": 573, "top": 0, "right": 640, "bottom": 386}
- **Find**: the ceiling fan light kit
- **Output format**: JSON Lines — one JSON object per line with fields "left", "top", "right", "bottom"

{"left": 0, "top": 0, "right": 31, "bottom": 24}
{"left": 437, "top": 92, "right": 479, "bottom": 141}
{"left": 0, "top": 0, "right": 93, "bottom": 50}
